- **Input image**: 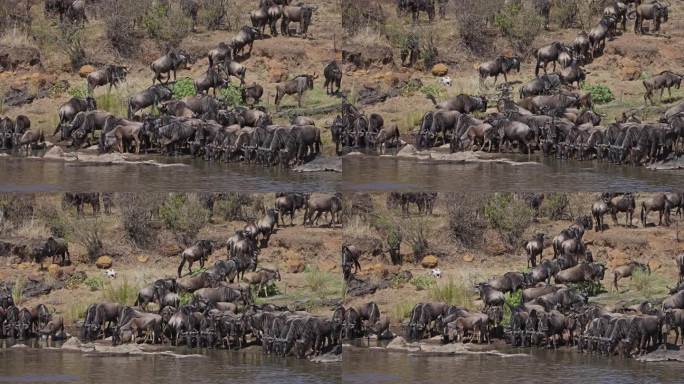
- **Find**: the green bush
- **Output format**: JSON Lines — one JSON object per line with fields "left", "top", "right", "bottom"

{"left": 84, "top": 276, "right": 105, "bottom": 291}
{"left": 72, "top": 217, "right": 104, "bottom": 262}
{"left": 171, "top": 77, "right": 197, "bottom": 99}
{"left": 118, "top": 193, "right": 163, "bottom": 249}
{"left": 420, "top": 84, "right": 447, "bottom": 103}
{"left": 0, "top": 195, "right": 35, "bottom": 230}
{"left": 103, "top": 278, "right": 138, "bottom": 305}
{"left": 12, "top": 276, "right": 25, "bottom": 305}
{"left": 410, "top": 275, "right": 436, "bottom": 290}
{"left": 502, "top": 290, "right": 523, "bottom": 326}
{"left": 484, "top": 194, "right": 534, "bottom": 249}
{"left": 581, "top": 83, "right": 614, "bottom": 104}
{"left": 446, "top": 193, "right": 487, "bottom": 248}
{"left": 495, "top": 4, "right": 544, "bottom": 57}
{"left": 429, "top": 278, "right": 474, "bottom": 308}
{"left": 543, "top": 193, "right": 571, "bottom": 220}
{"left": 67, "top": 84, "right": 88, "bottom": 99}
{"left": 142, "top": 4, "right": 191, "bottom": 50}
{"left": 218, "top": 83, "right": 243, "bottom": 107}
{"left": 159, "top": 194, "right": 209, "bottom": 246}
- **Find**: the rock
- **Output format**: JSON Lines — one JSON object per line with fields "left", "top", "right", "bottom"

{"left": 43, "top": 146, "right": 64, "bottom": 159}
{"left": 617, "top": 58, "right": 641, "bottom": 81}
{"left": 61, "top": 336, "right": 83, "bottom": 350}
{"left": 287, "top": 257, "right": 305, "bottom": 273}
{"left": 269, "top": 62, "right": 289, "bottom": 83}
{"left": 3, "top": 87, "right": 34, "bottom": 107}
{"left": 137, "top": 255, "right": 149, "bottom": 263}
{"left": 95, "top": 256, "right": 112, "bottom": 269}
{"left": 648, "top": 259, "right": 661, "bottom": 272}
{"left": 397, "top": 144, "right": 417, "bottom": 157}
{"left": 79, "top": 65, "right": 96, "bottom": 78}
{"left": 463, "top": 254, "right": 474, "bottom": 262}
{"left": 0, "top": 45, "right": 41, "bottom": 71}
{"left": 431, "top": 63, "right": 448, "bottom": 76}
{"left": 421, "top": 255, "right": 438, "bottom": 268}
{"left": 10, "top": 343, "right": 28, "bottom": 348}
{"left": 48, "top": 264, "right": 63, "bottom": 278}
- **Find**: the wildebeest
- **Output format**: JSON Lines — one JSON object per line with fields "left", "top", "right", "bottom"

{"left": 194, "top": 65, "right": 228, "bottom": 96}
{"left": 177, "top": 240, "right": 215, "bottom": 278}
{"left": 243, "top": 268, "right": 281, "bottom": 297}
{"left": 478, "top": 56, "right": 520, "bottom": 87}
{"left": 55, "top": 96, "right": 96, "bottom": 139}
{"left": 525, "top": 233, "right": 545, "bottom": 268}
{"left": 610, "top": 193, "right": 636, "bottom": 227}
{"left": 87, "top": 65, "right": 128, "bottom": 94}
{"left": 42, "top": 237, "right": 71, "bottom": 266}
{"left": 341, "top": 245, "right": 361, "bottom": 281}
{"left": 323, "top": 61, "right": 342, "bottom": 95}
{"left": 640, "top": 193, "right": 670, "bottom": 227}
{"left": 534, "top": 42, "right": 567, "bottom": 76}
{"left": 519, "top": 74, "right": 561, "bottom": 98}
{"left": 208, "top": 42, "right": 234, "bottom": 68}
{"left": 643, "top": 71, "right": 682, "bottom": 105}
{"left": 18, "top": 130, "right": 44, "bottom": 154}
{"left": 274, "top": 74, "right": 317, "bottom": 110}
{"left": 476, "top": 283, "right": 505, "bottom": 308}
{"left": 554, "top": 263, "right": 606, "bottom": 284}
{"left": 428, "top": 93, "right": 488, "bottom": 114}
{"left": 588, "top": 16, "right": 614, "bottom": 58}
{"left": 231, "top": 26, "right": 262, "bottom": 57}
{"left": 303, "top": 194, "right": 342, "bottom": 227}
{"left": 151, "top": 51, "right": 190, "bottom": 84}
{"left": 242, "top": 83, "right": 264, "bottom": 105}
{"left": 375, "top": 124, "right": 401, "bottom": 155}
{"left": 255, "top": 208, "right": 279, "bottom": 247}
{"left": 274, "top": 193, "right": 307, "bottom": 225}
{"left": 127, "top": 85, "right": 172, "bottom": 119}
{"left": 630, "top": 1, "right": 669, "bottom": 35}
{"left": 613, "top": 261, "right": 650, "bottom": 291}
{"left": 281, "top": 4, "right": 315, "bottom": 36}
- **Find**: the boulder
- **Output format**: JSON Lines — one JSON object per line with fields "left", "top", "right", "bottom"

{"left": 431, "top": 63, "right": 448, "bottom": 76}
{"left": 43, "top": 146, "right": 64, "bottom": 159}
{"left": 287, "top": 256, "right": 305, "bottom": 273}
{"left": 78, "top": 65, "right": 96, "bottom": 78}
{"left": 95, "top": 256, "right": 112, "bottom": 269}
{"left": 269, "top": 62, "right": 289, "bottom": 83}
{"left": 48, "top": 264, "right": 63, "bottom": 278}
{"left": 617, "top": 58, "right": 641, "bottom": 81}
{"left": 397, "top": 144, "right": 417, "bottom": 157}
{"left": 0, "top": 45, "right": 41, "bottom": 71}
{"left": 463, "top": 254, "right": 474, "bottom": 262}
{"left": 421, "top": 255, "right": 438, "bottom": 268}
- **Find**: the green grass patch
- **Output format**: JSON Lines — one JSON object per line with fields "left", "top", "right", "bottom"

{"left": 428, "top": 278, "right": 474, "bottom": 308}
{"left": 410, "top": 275, "right": 436, "bottom": 290}
{"left": 171, "top": 77, "right": 197, "bottom": 99}
{"left": 502, "top": 290, "right": 523, "bottom": 326}
{"left": 102, "top": 278, "right": 139, "bottom": 305}
{"left": 304, "top": 265, "right": 342, "bottom": 299}
{"left": 12, "top": 276, "right": 25, "bottom": 306}
{"left": 581, "top": 83, "right": 615, "bottom": 104}
{"left": 391, "top": 299, "right": 418, "bottom": 322}
{"left": 84, "top": 276, "right": 105, "bottom": 291}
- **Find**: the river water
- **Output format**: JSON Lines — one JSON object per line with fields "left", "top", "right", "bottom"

{"left": 0, "top": 157, "right": 341, "bottom": 193}
{"left": 343, "top": 345, "right": 684, "bottom": 384}
{"left": 0, "top": 345, "right": 340, "bottom": 384}
{"left": 342, "top": 155, "right": 684, "bottom": 192}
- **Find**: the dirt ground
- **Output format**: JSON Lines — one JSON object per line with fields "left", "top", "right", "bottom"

{"left": 342, "top": 193, "right": 684, "bottom": 327}
{"left": 0, "top": 193, "right": 342, "bottom": 323}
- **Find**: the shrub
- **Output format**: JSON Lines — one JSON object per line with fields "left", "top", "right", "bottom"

{"left": 12, "top": 276, "right": 25, "bottom": 305}
{"left": 420, "top": 84, "right": 447, "bottom": 104}
{"left": 455, "top": 0, "right": 497, "bottom": 55}
{"left": 543, "top": 193, "right": 571, "bottom": 220}
{"left": 401, "top": 216, "right": 430, "bottom": 261}
{"left": 0, "top": 195, "right": 35, "bottom": 231}
{"left": 429, "top": 278, "right": 474, "bottom": 308}
{"left": 119, "top": 193, "right": 163, "bottom": 248}
{"left": 159, "top": 194, "right": 209, "bottom": 246}
{"left": 410, "top": 275, "right": 436, "bottom": 290}
{"left": 304, "top": 265, "right": 338, "bottom": 298}
{"left": 570, "top": 281, "right": 605, "bottom": 297}
{"left": 101, "top": 0, "right": 143, "bottom": 56}
{"left": 484, "top": 194, "right": 534, "bottom": 249}
{"left": 103, "top": 278, "right": 138, "bottom": 305}
{"left": 67, "top": 84, "right": 88, "bottom": 99}
{"left": 502, "top": 290, "right": 523, "bottom": 326}
{"left": 495, "top": 4, "right": 544, "bottom": 57}
{"left": 84, "top": 276, "right": 105, "bottom": 291}
{"left": 171, "top": 77, "right": 197, "bottom": 99}
{"left": 200, "top": 0, "right": 228, "bottom": 30}
{"left": 72, "top": 217, "right": 104, "bottom": 262}
{"left": 214, "top": 193, "right": 257, "bottom": 221}
{"left": 445, "top": 193, "right": 487, "bottom": 249}
{"left": 218, "top": 83, "right": 243, "bottom": 107}
{"left": 39, "top": 204, "right": 72, "bottom": 239}
{"left": 581, "top": 83, "right": 614, "bottom": 104}
{"left": 391, "top": 299, "right": 418, "bottom": 322}
{"left": 142, "top": 3, "right": 192, "bottom": 50}
{"left": 56, "top": 23, "right": 87, "bottom": 70}
{"left": 341, "top": 1, "right": 386, "bottom": 36}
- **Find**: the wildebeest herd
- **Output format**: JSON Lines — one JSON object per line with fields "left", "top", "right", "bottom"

{"left": 1, "top": 0, "right": 348, "bottom": 169}
{"left": 0, "top": 192, "right": 342, "bottom": 359}
{"left": 341, "top": 192, "right": 684, "bottom": 358}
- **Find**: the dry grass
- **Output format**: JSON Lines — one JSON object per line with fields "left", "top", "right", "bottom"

{"left": 0, "top": 28, "right": 38, "bottom": 49}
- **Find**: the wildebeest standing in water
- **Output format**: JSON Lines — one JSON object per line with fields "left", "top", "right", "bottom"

{"left": 323, "top": 61, "right": 342, "bottom": 95}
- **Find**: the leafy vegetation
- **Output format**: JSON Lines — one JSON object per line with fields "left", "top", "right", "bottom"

{"left": 142, "top": 4, "right": 191, "bottom": 50}
{"left": 72, "top": 217, "right": 104, "bottom": 262}
{"left": 159, "top": 194, "right": 210, "bottom": 246}
{"left": 84, "top": 276, "right": 105, "bottom": 291}
{"left": 67, "top": 84, "right": 88, "bottom": 99}
{"left": 543, "top": 193, "right": 571, "bottom": 220}
{"left": 103, "top": 278, "right": 138, "bottom": 305}
{"left": 495, "top": 4, "right": 544, "bottom": 57}
{"left": 410, "top": 275, "right": 436, "bottom": 290}
{"left": 581, "top": 83, "right": 615, "bottom": 104}
{"left": 484, "top": 194, "right": 535, "bottom": 249}
{"left": 218, "top": 84, "right": 243, "bottom": 107}
{"left": 420, "top": 84, "right": 447, "bottom": 103}
{"left": 171, "top": 77, "right": 197, "bottom": 99}
{"left": 502, "top": 290, "right": 523, "bottom": 326}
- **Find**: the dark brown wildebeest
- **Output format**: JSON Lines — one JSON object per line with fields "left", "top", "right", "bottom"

{"left": 102, "top": 119, "right": 143, "bottom": 154}
{"left": 243, "top": 268, "right": 281, "bottom": 297}
{"left": 281, "top": 4, "right": 315, "bottom": 36}
{"left": 534, "top": 42, "right": 567, "bottom": 76}
{"left": 303, "top": 194, "right": 342, "bottom": 226}
{"left": 664, "top": 309, "right": 684, "bottom": 345}
{"left": 127, "top": 85, "right": 172, "bottom": 119}
{"left": 476, "top": 283, "right": 505, "bottom": 308}
{"left": 631, "top": 1, "right": 669, "bottom": 35}
{"left": 613, "top": 261, "right": 650, "bottom": 291}
{"left": 525, "top": 233, "right": 545, "bottom": 268}
{"left": 519, "top": 74, "right": 561, "bottom": 98}
{"left": 592, "top": 195, "right": 611, "bottom": 232}
{"left": 275, "top": 74, "right": 317, "bottom": 110}
{"left": 194, "top": 65, "right": 227, "bottom": 96}
{"left": 43, "top": 237, "right": 70, "bottom": 266}
{"left": 342, "top": 245, "right": 361, "bottom": 280}
{"left": 610, "top": 193, "right": 636, "bottom": 227}
{"left": 274, "top": 193, "right": 307, "bottom": 226}
{"left": 231, "top": 26, "right": 262, "bottom": 57}
{"left": 487, "top": 272, "right": 527, "bottom": 293}
{"left": 150, "top": 51, "right": 190, "bottom": 85}
{"left": 643, "top": 71, "right": 682, "bottom": 105}
{"left": 554, "top": 263, "right": 606, "bottom": 284}
{"left": 242, "top": 83, "right": 264, "bottom": 105}
{"left": 177, "top": 240, "right": 215, "bottom": 278}
{"left": 478, "top": 55, "right": 520, "bottom": 87}
{"left": 588, "top": 16, "right": 614, "bottom": 58}
{"left": 664, "top": 290, "right": 684, "bottom": 310}
{"left": 375, "top": 124, "right": 400, "bottom": 155}
{"left": 18, "top": 130, "right": 44, "bottom": 154}
{"left": 522, "top": 283, "right": 560, "bottom": 303}
{"left": 428, "top": 93, "right": 488, "bottom": 114}
{"left": 640, "top": 193, "right": 670, "bottom": 227}
{"left": 55, "top": 96, "right": 96, "bottom": 139}
{"left": 87, "top": 65, "right": 128, "bottom": 94}
{"left": 63, "top": 193, "right": 100, "bottom": 216}
{"left": 323, "top": 61, "right": 342, "bottom": 95}
{"left": 208, "top": 42, "right": 233, "bottom": 68}
{"left": 255, "top": 208, "right": 279, "bottom": 247}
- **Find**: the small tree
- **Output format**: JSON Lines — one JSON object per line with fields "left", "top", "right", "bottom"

{"left": 445, "top": 193, "right": 487, "bottom": 249}
{"left": 495, "top": 4, "right": 544, "bottom": 58}
{"left": 143, "top": 3, "right": 192, "bottom": 51}
{"left": 484, "top": 193, "right": 535, "bottom": 250}
{"left": 159, "top": 194, "right": 209, "bottom": 246}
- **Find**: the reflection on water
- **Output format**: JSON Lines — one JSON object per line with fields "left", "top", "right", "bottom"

{"left": 0, "top": 157, "right": 341, "bottom": 193}
{"left": 343, "top": 346, "right": 684, "bottom": 384}
{"left": 342, "top": 155, "right": 684, "bottom": 192}
{"left": 0, "top": 347, "right": 340, "bottom": 384}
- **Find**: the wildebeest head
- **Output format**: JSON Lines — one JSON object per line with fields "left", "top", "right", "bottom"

{"left": 85, "top": 96, "right": 97, "bottom": 111}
